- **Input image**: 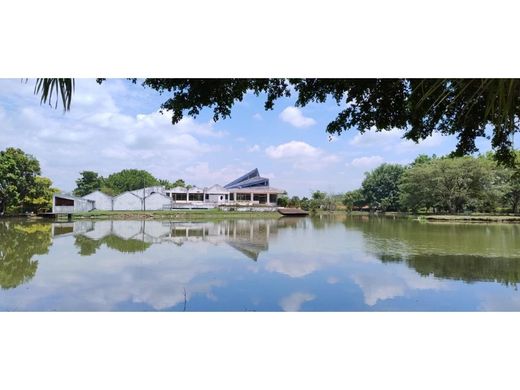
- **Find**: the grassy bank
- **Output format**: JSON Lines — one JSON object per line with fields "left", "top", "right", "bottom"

{"left": 341, "top": 210, "right": 520, "bottom": 223}
{"left": 71, "top": 209, "right": 282, "bottom": 220}
{"left": 417, "top": 214, "right": 520, "bottom": 223}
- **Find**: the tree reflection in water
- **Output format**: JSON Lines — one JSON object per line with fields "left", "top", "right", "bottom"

{"left": 341, "top": 215, "right": 520, "bottom": 286}
{"left": 0, "top": 221, "right": 52, "bottom": 289}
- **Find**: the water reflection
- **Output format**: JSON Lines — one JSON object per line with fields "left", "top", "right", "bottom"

{"left": 0, "top": 221, "right": 52, "bottom": 289}
{"left": 1, "top": 216, "right": 520, "bottom": 310}
{"left": 61, "top": 220, "right": 284, "bottom": 260}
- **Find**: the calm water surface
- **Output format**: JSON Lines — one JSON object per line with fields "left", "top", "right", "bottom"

{"left": 1, "top": 215, "right": 520, "bottom": 311}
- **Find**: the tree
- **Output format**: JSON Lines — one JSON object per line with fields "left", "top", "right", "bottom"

{"left": 399, "top": 163, "right": 437, "bottom": 213}
{"left": 30, "top": 78, "right": 520, "bottom": 165}
{"left": 0, "top": 148, "right": 41, "bottom": 214}
{"left": 158, "top": 178, "right": 186, "bottom": 189}
{"left": 399, "top": 155, "right": 507, "bottom": 214}
{"left": 23, "top": 176, "right": 60, "bottom": 213}
{"left": 288, "top": 196, "right": 301, "bottom": 208}
{"left": 73, "top": 171, "right": 104, "bottom": 196}
{"left": 362, "top": 164, "right": 405, "bottom": 211}
{"left": 103, "top": 169, "right": 159, "bottom": 195}
{"left": 342, "top": 189, "right": 365, "bottom": 212}
{"left": 277, "top": 195, "right": 289, "bottom": 207}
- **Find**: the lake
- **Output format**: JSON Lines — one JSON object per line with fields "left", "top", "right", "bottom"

{"left": 1, "top": 215, "right": 520, "bottom": 311}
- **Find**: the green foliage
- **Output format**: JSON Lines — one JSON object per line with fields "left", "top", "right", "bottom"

{"left": 300, "top": 197, "right": 311, "bottom": 211}
{"left": 361, "top": 164, "right": 406, "bottom": 211}
{"left": 99, "top": 79, "right": 520, "bottom": 166}
{"left": 288, "top": 196, "right": 301, "bottom": 207}
{"left": 0, "top": 147, "right": 42, "bottom": 214}
{"left": 342, "top": 189, "right": 365, "bottom": 212}
{"left": 277, "top": 195, "right": 289, "bottom": 207}
{"left": 399, "top": 154, "right": 519, "bottom": 214}
{"left": 104, "top": 169, "right": 159, "bottom": 195}
{"left": 158, "top": 178, "right": 186, "bottom": 189}
{"left": 311, "top": 190, "right": 326, "bottom": 201}
{"left": 73, "top": 171, "right": 104, "bottom": 196}
{"left": 23, "top": 176, "right": 60, "bottom": 213}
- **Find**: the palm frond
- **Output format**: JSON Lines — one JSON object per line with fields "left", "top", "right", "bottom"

{"left": 32, "top": 78, "right": 75, "bottom": 111}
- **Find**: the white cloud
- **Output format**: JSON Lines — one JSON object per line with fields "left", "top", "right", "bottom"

{"left": 279, "top": 106, "right": 316, "bottom": 128}
{"left": 349, "top": 127, "right": 444, "bottom": 153}
{"left": 349, "top": 127, "right": 403, "bottom": 147}
{"left": 279, "top": 292, "right": 315, "bottom": 312}
{"left": 265, "top": 141, "right": 340, "bottom": 171}
{"left": 352, "top": 267, "right": 448, "bottom": 307}
{"left": 252, "top": 113, "right": 262, "bottom": 121}
{"left": 347, "top": 155, "right": 384, "bottom": 170}
{"left": 266, "top": 141, "right": 320, "bottom": 159}
{"left": 182, "top": 162, "right": 250, "bottom": 186}
{"left": 0, "top": 79, "right": 229, "bottom": 191}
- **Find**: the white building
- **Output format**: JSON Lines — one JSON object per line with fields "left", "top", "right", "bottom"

{"left": 112, "top": 191, "right": 143, "bottom": 211}
{"left": 83, "top": 190, "right": 113, "bottom": 210}
{"left": 52, "top": 194, "right": 95, "bottom": 214}
{"left": 58, "top": 168, "right": 285, "bottom": 213}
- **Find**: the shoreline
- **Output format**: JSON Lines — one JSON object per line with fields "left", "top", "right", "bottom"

{"left": 3, "top": 210, "right": 520, "bottom": 223}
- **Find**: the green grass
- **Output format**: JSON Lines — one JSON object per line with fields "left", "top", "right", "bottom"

{"left": 72, "top": 209, "right": 282, "bottom": 220}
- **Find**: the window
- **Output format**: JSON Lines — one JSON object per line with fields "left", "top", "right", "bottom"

{"left": 189, "top": 193, "right": 204, "bottom": 202}
{"left": 55, "top": 197, "right": 74, "bottom": 206}
{"left": 220, "top": 196, "right": 223, "bottom": 200}
{"left": 225, "top": 194, "right": 228, "bottom": 200}
{"left": 253, "top": 194, "right": 268, "bottom": 204}
{"left": 205, "top": 194, "right": 209, "bottom": 200}
{"left": 174, "top": 193, "right": 187, "bottom": 201}
{"left": 236, "top": 193, "right": 250, "bottom": 201}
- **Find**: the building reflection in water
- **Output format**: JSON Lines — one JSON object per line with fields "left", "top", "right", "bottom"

{"left": 52, "top": 219, "right": 302, "bottom": 261}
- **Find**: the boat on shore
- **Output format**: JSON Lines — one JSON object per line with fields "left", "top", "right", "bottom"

{"left": 277, "top": 207, "right": 309, "bottom": 216}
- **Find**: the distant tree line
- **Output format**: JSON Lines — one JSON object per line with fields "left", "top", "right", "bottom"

{"left": 73, "top": 169, "right": 187, "bottom": 197}
{"left": 277, "top": 190, "right": 340, "bottom": 212}
{"left": 342, "top": 152, "right": 520, "bottom": 214}
{"left": 0, "top": 148, "right": 59, "bottom": 214}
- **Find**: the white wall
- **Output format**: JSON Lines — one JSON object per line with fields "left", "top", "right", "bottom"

{"left": 113, "top": 192, "right": 143, "bottom": 211}
{"left": 144, "top": 193, "right": 172, "bottom": 210}
{"left": 83, "top": 191, "right": 113, "bottom": 210}
{"left": 207, "top": 193, "right": 228, "bottom": 203}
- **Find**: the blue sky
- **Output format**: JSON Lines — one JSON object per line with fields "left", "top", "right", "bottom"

{"left": 0, "top": 79, "right": 493, "bottom": 196}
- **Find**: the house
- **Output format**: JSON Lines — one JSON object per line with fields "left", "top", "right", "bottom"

{"left": 52, "top": 194, "right": 95, "bottom": 214}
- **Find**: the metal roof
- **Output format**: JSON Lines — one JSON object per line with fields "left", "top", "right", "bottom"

{"left": 224, "top": 168, "right": 270, "bottom": 189}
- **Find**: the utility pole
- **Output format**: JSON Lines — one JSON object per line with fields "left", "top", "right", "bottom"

{"left": 143, "top": 174, "right": 146, "bottom": 211}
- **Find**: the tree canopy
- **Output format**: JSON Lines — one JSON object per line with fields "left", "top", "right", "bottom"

{"left": 74, "top": 171, "right": 104, "bottom": 197}
{"left": 361, "top": 164, "right": 406, "bottom": 211}
{"left": 0, "top": 148, "right": 57, "bottom": 214}
{"left": 30, "top": 78, "right": 520, "bottom": 165}
{"left": 344, "top": 152, "right": 520, "bottom": 214}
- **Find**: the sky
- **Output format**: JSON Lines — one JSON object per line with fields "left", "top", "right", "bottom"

{"left": 0, "top": 78, "right": 494, "bottom": 197}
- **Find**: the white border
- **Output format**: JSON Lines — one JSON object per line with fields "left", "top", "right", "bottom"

{"left": 2, "top": 0, "right": 520, "bottom": 389}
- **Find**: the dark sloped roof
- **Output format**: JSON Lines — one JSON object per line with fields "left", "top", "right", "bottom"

{"left": 224, "top": 168, "right": 270, "bottom": 189}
